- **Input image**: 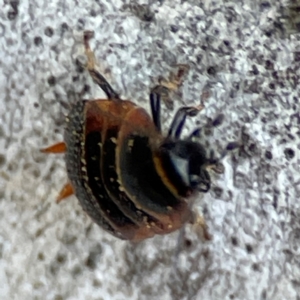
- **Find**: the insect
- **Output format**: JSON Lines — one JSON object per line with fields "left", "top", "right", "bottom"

{"left": 41, "top": 31, "right": 232, "bottom": 241}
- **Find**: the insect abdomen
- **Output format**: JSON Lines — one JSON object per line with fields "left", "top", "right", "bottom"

{"left": 65, "top": 100, "right": 191, "bottom": 241}
{"left": 117, "top": 107, "right": 191, "bottom": 234}
{"left": 64, "top": 100, "right": 124, "bottom": 239}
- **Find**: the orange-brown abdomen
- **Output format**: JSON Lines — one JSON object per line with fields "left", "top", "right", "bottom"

{"left": 64, "top": 99, "right": 192, "bottom": 241}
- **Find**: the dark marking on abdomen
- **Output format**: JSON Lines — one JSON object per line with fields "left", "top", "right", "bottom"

{"left": 119, "top": 134, "right": 181, "bottom": 214}
{"left": 85, "top": 130, "right": 138, "bottom": 239}
{"left": 101, "top": 127, "right": 162, "bottom": 228}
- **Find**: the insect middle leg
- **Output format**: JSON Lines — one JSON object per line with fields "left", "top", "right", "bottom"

{"left": 149, "top": 64, "right": 190, "bottom": 132}
{"left": 150, "top": 85, "right": 164, "bottom": 132}
{"left": 83, "top": 31, "right": 119, "bottom": 100}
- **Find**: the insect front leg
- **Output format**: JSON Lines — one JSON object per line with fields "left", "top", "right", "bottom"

{"left": 168, "top": 105, "right": 204, "bottom": 139}
{"left": 83, "top": 31, "right": 119, "bottom": 100}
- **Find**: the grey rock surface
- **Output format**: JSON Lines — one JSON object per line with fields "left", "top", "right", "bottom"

{"left": 1, "top": 0, "right": 300, "bottom": 299}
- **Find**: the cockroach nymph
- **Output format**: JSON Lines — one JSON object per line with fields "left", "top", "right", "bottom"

{"left": 41, "top": 31, "right": 234, "bottom": 241}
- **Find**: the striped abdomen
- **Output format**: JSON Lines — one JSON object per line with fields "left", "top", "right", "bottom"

{"left": 65, "top": 99, "right": 191, "bottom": 241}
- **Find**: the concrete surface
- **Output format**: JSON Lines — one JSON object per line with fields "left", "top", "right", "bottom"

{"left": 1, "top": 0, "right": 300, "bottom": 299}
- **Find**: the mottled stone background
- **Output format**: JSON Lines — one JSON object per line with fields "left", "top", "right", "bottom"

{"left": 1, "top": 0, "right": 300, "bottom": 299}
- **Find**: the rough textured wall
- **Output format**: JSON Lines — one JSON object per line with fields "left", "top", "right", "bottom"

{"left": 1, "top": 0, "right": 300, "bottom": 299}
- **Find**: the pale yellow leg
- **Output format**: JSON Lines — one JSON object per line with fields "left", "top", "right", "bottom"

{"left": 82, "top": 30, "right": 119, "bottom": 100}
{"left": 190, "top": 211, "right": 212, "bottom": 241}
{"left": 153, "top": 64, "right": 190, "bottom": 109}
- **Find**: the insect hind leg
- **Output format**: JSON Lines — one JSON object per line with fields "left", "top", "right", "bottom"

{"left": 83, "top": 31, "right": 119, "bottom": 100}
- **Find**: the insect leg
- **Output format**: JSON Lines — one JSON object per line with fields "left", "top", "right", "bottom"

{"left": 149, "top": 64, "right": 191, "bottom": 131}
{"left": 162, "top": 64, "right": 190, "bottom": 90}
{"left": 155, "top": 64, "right": 190, "bottom": 109}
{"left": 168, "top": 105, "right": 204, "bottom": 139}
{"left": 190, "top": 210, "right": 212, "bottom": 241}
{"left": 205, "top": 141, "right": 240, "bottom": 174}
{"left": 83, "top": 31, "right": 119, "bottom": 100}
{"left": 188, "top": 128, "right": 202, "bottom": 141}
{"left": 197, "top": 168, "right": 211, "bottom": 192}
{"left": 150, "top": 85, "right": 165, "bottom": 132}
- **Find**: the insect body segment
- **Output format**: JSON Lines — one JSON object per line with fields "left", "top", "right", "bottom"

{"left": 42, "top": 31, "right": 223, "bottom": 241}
